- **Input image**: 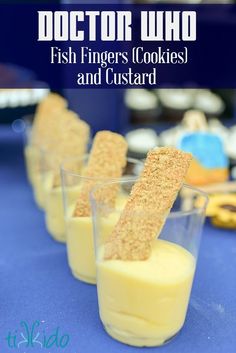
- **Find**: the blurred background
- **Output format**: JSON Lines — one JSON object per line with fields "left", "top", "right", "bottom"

{"left": 0, "top": 0, "right": 236, "bottom": 289}
{"left": 1, "top": 0, "right": 236, "bottom": 186}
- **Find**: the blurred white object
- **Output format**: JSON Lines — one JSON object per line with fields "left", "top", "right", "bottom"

{"left": 125, "top": 89, "right": 158, "bottom": 111}
{"left": 208, "top": 118, "right": 229, "bottom": 144}
{"left": 225, "top": 126, "right": 236, "bottom": 159}
{"left": 160, "top": 109, "right": 207, "bottom": 146}
{"left": 125, "top": 128, "right": 159, "bottom": 154}
{"left": 156, "top": 88, "right": 225, "bottom": 116}
{"left": 183, "top": 110, "right": 208, "bottom": 131}
{"left": 158, "top": 89, "right": 195, "bottom": 110}
{"left": 0, "top": 87, "right": 50, "bottom": 109}
{"left": 160, "top": 125, "right": 186, "bottom": 147}
{"left": 194, "top": 90, "right": 225, "bottom": 115}
{"left": 0, "top": 91, "right": 8, "bottom": 108}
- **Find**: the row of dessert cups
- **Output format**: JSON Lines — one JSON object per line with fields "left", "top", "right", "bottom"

{"left": 23, "top": 122, "right": 208, "bottom": 347}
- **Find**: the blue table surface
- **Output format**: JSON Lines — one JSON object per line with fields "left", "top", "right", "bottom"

{"left": 0, "top": 125, "right": 236, "bottom": 353}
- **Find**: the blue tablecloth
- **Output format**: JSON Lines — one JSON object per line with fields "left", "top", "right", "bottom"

{"left": 1, "top": 125, "right": 236, "bottom": 353}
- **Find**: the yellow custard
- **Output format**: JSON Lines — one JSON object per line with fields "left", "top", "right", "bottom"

{"left": 45, "top": 184, "right": 80, "bottom": 243}
{"left": 66, "top": 194, "right": 127, "bottom": 284}
{"left": 24, "top": 144, "right": 40, "bottom": 185}
{"left": 97, "top": 239, "right": 195, "bottom": 347}
{"left": 33, "top": 173, "right": 45, "bottom": 209}
{"left": 33, "top": 171, "right": 53, "bottom": 210}
{"left": 24, "top": 145, "right": 50, "bottom": 209}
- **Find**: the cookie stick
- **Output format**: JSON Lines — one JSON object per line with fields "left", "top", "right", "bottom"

{"left": 31, "top": 93, "right": 68, "bottom": 146}
{"left": 73, "top": 131, "right": 128, "bottom": 217}
{"left": 104, "top": 147, "right": 192, "bottom": 261}
{"left": 52, "top": 114, "right": 91, "bottom": 187}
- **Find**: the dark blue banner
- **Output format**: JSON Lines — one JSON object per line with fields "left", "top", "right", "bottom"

{"left": 0, "top": 4, "right": 236, "bottom": 88}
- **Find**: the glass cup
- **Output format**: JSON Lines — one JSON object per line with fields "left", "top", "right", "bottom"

{"left": 90, "top": 180, "right": 208, "bottom": 347}
{"left": 43, "top": 133, "right": 92, "bottom": 241}
{"left": 61, "top": 156, "right": 143, "bottom": 284}
{"left": 22, "top": 117, "right": 39, "bottom": 187}
{"left": 31, "top": 147, "right": 53, "bottom": 210}
{"left": 23, "top": 129, "right": 33, "bottom": 185}
{"left": 43, "top": 150, "right": 81, "bottom": 243}
{"left": 22, "top": 114, "right": 63, "bottom": 211}
{"left": 21, "top": 115, "right": 48, "bottom": 210}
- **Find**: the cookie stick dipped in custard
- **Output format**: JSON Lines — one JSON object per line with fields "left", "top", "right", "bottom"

{"left": 24, "top": 93, "right": 67, "bottom": 207}
{"left": 74, "top": 130, "right": 128, "bottom": 217}
{"left": 50, "top": 110, "right": 91, "bottom": 187}
{"left": 31, "top": 93, "right": 68, "bottom": 147}
{"left": 96, "top": 147, "right": 195, "bottom": 347}
{"left": 66, "top": 131, "right": 128, "bottom": 283}
{"left": 104, "top": 147, "right": 192, "bottom": 261}
{"left": 45, "top": 110, "right": 90, "bottom": 242}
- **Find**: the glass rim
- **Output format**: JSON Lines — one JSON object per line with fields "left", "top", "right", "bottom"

{"left": 60, "top": 154, "right": 144, "bottom": 180}
{"left": 90, "top": 180, "right": 209, "bottom": 218}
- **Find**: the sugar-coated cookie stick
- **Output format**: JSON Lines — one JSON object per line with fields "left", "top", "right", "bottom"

{"left": 73, "top": 131, "right": 128, "bottom": 217}
{"left": 36, "top": 92, "right": 67, "bottom": 116}
{"left": 51, "top": 111, "right": 90, "bottom": 187}
{"left": 31, "top": 93, "right": 67, "bottom": 146}
{"left": 104, "top": 147, "right": 192, "bottom": 261}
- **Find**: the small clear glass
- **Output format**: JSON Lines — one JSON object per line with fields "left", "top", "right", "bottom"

{"left": 22, "top": 116, "right": 47, "bottom": 209}
{"left": 42, "top": 132, "right": 92, "bottom": 239}
{"left": 22, "top": 116, "right": 39, "bottom": 186}
{"left": 90, "top": 180, "right": 208, "bottom": 347}
{"left": 61, "top": 156, "right": 143, "bottom": 284}
{"left": 44, "top": 151, "right": 84, "bottom": 243}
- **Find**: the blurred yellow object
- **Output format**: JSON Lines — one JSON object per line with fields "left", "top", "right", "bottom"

{"left": 45, "top": 184, "right": 73, "bottom": 243}
{"left": 205, "top": 193, "right": 236, "bottom": 229}
{"left": 24, "top": 144, "right": 41, "bottom": 186}
{"left": 186, "top": 159, "right": 228, "bottom": 186}
{"left": 24, "top": 144, "right": 48, "bottom": 209}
